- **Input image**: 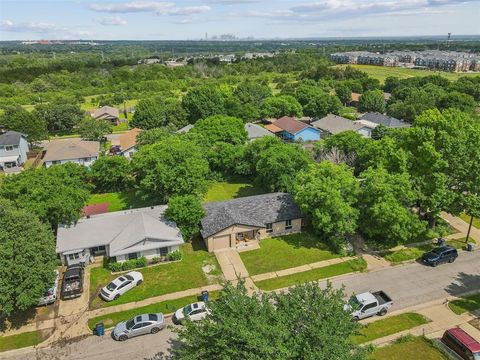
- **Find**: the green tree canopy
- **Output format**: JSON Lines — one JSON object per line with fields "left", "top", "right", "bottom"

{"left": 0, "top": 106, "right": 47, "bottom": 144}
{"left": 78, "top": 118, "right": 112, "bottom": 141}
{"left": 136, "top": 126, "right": 176, "bottom": 147}
{"left": 358, "top": 89, "right": 386, "bottom": 113}
{"left": 173, "top": 281, "right": 366, "bottom": 360}
{"left": 89, "top": 156, "right": 133, "bottom": 193}
{"left": 131, "top": 97, "right": 188, "bottom": 130}
{"left": 303, "top": 92, "right": 343, "bottom": 118}
{"left": 34, "top": 102, "right": 84, "bottom": 133}
{"left": 190, "top": 115, "right": 247, "bottom": 146}
{"left": 182, "top": 85, "right": 227, "bottom": 123}
{"left": 261, "top": 95, "right": 303, "bottom": 118}
{"left": 0, "top": 199, "right": 57, "bottom": 317}
{"left": 165, "top": 195, "right": 205, "bottom": 240}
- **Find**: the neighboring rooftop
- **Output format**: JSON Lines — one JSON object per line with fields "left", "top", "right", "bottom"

{"left": 245, "top": 123, "right": 274, "bottom": 140}
{"left": 201, "top": 193, "right": 303, "bottom": 238}
{"left": 360, "top": 112, "right": 411, "bottom": 128}
{"left": 82, "top": 203, "right": 109, "bottom": 217}
{"left": 57, "top": 205, "right": 184, "bottom": 257}
{"left": 311, "top": 114, "right": 363, "bottom": 135}
{"left": 272, "top": 116, "right": 309, "bottom": 135}
{"left": 92, "top": 106, "right": 120, "bottom": 119}
{"left": 264, "top": 124, "right": 283, "bottom": 133}
{"left": 177, "top": 124, "right": 194, "bottom": 133}
{"left": 119, "top": 128, "right": 142, "bottom": 151}
{"left": 0, "top": 131, "right": 25, "bottom": 146}
{"left": 43, "top": 138, "right": 99, "bottom": 162}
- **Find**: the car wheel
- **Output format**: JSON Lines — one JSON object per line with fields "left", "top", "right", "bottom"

{"left": 137, "top": 280, "right": 143, "bottom": 286}
{"left": 448, "top": 257, "right": 455, "bottom": 263}
{"left": 118, "top": 335, "right": 128, "bottom": 342}
{"left": 432, "top": 261, "right": 438, "bottom": 267}
{"left": 114, "top": 294, "right": 120, "bottom": 300}
{"left": 353, "top": 316, "right": 360, "bottom": 322}
{"left": 151, "top": 327, "right": 160, "bottom": 334}
{"left": 378, "top": 308, "right": 387, "bottom": 316}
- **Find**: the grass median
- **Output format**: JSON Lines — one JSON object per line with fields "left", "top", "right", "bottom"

{"left": 0, "top": 330, "right": 47, "bottom": 352}
{"left": 449, "top": 293, "right": 480, "bottom": 315}
{"left": 352, "top": 313, "right": 430, "bottom": 344}
{"left": 254, "top": 258, "right": 367, "bottom": 291}
{"left": 371, "top": 335, "right": 448, "bottom": 360}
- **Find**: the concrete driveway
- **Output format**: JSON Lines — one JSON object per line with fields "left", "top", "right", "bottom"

{"left": 5, "top": 250, "right": 480, "bottom": 360}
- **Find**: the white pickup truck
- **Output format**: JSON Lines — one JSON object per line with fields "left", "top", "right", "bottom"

{"left": 346, "top": 291, "right": 393, "bottom": 320}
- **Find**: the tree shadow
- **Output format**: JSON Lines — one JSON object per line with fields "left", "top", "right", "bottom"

{"left": 0, "top": 307, "right": 41, "bottom": 331}
{"left": 144, "top": 338, "right": 183, "bottom": 360}
{"left": 445, "top": 272, "right": 480, "bottom": 297}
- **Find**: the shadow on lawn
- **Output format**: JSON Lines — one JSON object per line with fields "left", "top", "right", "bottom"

{"left": 445, "top": 272, "right": 480, "bottom": 297}
{"left": 0, "top": 302, "right": 58, "bottom": 331}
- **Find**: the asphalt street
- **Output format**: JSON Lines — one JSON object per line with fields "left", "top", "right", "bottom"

{"left": 4, "top": 250, "right": 480, "bottom": 360}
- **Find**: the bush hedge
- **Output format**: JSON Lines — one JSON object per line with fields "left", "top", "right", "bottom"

{"left": 167, "top": 250, "right": 182, "bottom": 261}
{"left": 107, "top": 257, "right": 148, "bottom": 272}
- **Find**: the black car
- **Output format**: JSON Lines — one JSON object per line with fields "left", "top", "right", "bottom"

{"left": 61, "top": 265, "right": 84, "bottom": 300}
{"left": 422, "top": 246, "right": 458, "bottom": 267}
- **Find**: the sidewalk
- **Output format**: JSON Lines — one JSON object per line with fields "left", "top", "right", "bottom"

{"left": 441, "top": 212, "right": 480, "bottom": 242}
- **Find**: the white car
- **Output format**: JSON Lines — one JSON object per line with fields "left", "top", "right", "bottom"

{"left": 173, "top": 302, "right": 209, "bottom": 324}
{"left": 38, "top": 270, "right": 59, "bottom": 306}
{"left": 100, "top": 271, "right": 143, "bottom": 301}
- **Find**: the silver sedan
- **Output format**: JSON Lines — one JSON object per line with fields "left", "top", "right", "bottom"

{"left": 112, "top": 313, "right": 165, "bottom": 341}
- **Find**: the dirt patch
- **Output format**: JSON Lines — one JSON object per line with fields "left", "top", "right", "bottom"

{"left": 469, "top": 318, "right": 480, "bottom": 331}
{"left": 49, "top": 334, "right": 90, "bottom": 349}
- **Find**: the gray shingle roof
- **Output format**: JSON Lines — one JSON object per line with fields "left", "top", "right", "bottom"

{"left": 201, "top": 193, "right": 303, "bottom": 238}
{"left": 245, "top": 123, "right": 274, "bottom": 140}
{"left": 0, "top": 131, "right": 25, "bottom": 146}
{"left": 311, "top": 114, "right": 363, "bottom": 134}
{"left": 43, "top": 138, "right": 99, "bottom": 162}
{"left": 360, "top": 113, "right": 411, "bottom": 128}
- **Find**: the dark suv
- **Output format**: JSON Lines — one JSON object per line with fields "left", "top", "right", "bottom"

{"left": 422, "top": 246, "right": 458, "bottom": 267}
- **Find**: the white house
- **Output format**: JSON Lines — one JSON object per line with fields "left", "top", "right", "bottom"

{"left": 0, "top": 131, "right": 29, "bottom": 172}
{"left": 56, "top": 206, "right": 184, "bottom": 266}
{"left": 43, "top": 138, "right": 99, "bottom": 168}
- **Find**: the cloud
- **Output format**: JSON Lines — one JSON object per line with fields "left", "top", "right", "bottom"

{"left": 0, "top": 20, "right": 93, "bottom": 39}
{"left": 89, "top": 1, "right": 211, "bottom": 16}
{"left": 96, "top": 16, "right": 128, "bottom": 26}
{"left": 168, "top": 6, "right": 211, "bottom": 15}
{"left": 205, "top": 0, "right": 261, "bottom": 4}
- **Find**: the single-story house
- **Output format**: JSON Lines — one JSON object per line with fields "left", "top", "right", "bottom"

{"left": 119, "top": 128, "right": 142, "bottom": 158}
{"left": 311, "top": 114, "right": 375, "bottom": 138}
{"left": 43, "top": 138, "right": 99, "bottom": 168}
{"left": 245, "top": 123, "right": 274, "bottom": 141}
{"left": 201, "top": 193, "right": 304, "bottom": 252}
{"left": 56, "top": 206, "right": 184, "bottom": 265}
{"left": 272, "top": 116, "right": 321, "bottom": 142}
{"left": 91, "top": 106, "right": 121, "bottom": 125}
{"left": 359, "top": 112, "right": 411, "bottom": 129}
{"left": 0, "top": 131, "right": 29, "bottom": 172}
{"left": 264, "top": 123, "right": 283, "bottom": 134}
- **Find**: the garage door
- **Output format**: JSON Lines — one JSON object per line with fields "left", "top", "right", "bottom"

{"left": 213, "top": 235, "right": 231, "bottom": 251}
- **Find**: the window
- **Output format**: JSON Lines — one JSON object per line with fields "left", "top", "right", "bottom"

{"left": 266, "top": 223, "right": 273, "bottom": 233}
{"left": 159, "top": 247, "right": 169, "bottom": 256}
{"left": 68, "top": 253, "right": 80, "bottom": 260}
{"left": 127, "top": 252, "right": 138, "bottom": 260}
{"left": 362, "top": 302, "right": 377, "bottom": 312}
{"left": 285, "top": 219, "right": 292, "bottom": 230}
{"left": 5, "top": 145, "right": 13, "bottom": 151}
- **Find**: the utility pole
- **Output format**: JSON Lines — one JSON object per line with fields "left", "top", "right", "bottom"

{"left": 466, "top": 215, "right": 474, "bottom": 243}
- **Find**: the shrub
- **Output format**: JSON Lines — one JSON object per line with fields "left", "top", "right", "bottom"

{"left": 107, "top": 257, "right": 148, "bottom": 272}
{"left": 167, "top": 250, "right": 182, "bottom": 261}
{"left": 150, "top": 257, "right": 161, "bottom": 264}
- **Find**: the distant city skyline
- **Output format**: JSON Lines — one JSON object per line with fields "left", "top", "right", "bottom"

{"left": 1, "top": 0, "right": 480, "bottom": 41}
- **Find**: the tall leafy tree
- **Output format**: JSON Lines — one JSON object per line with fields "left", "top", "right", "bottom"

{"left": 34, "top": 102, "right": 84, "bottom": 133}
{"left": 261, "top": 95, "right": 303, "bottom": 118}
{"left": 358, "top": 89, "right": 385, "bottom": 113}
{"left": 89, "top": 156, "right": 133, "bottom": 193}
{"left": 190, "top": 115, "right": 247, "bottom": 146}
{"left": 165, "top": 195, "right": 205, "bottom": 240}
{"left": 78, "top": 118, "right": 112, "bottom": 141}
{"left": 294, "top": 162, "right": 359, "bottom": 250}
{"left": 0, "top": 106, "right": 47, "bottom": 144}
{"left": 173, "top": 281, "right": 367, "bottom": 360}
{"left": 303, "top": 93, "right": 342, "bottom": 118}
{"left": 131, "top": 97, "right": 188, "bottom": 130}
{"left": 136, "top": 126, "right": 176, "bottom": 147}
{"left": 335, "top": 83, "right": 352, "bottom": 105}
{"left": 0, "top": 199, "right": 57, "bottom": 317}
{"left": 182, "top": 85, "right": 227, "bottom": 123}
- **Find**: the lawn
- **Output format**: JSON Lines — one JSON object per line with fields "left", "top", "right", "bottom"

{"left": 352, "top": 313, "right": 430, "bottom": 344}
{"left": 240, "top": 232, "right": 341, "bottom": 276}
{"left": 254, "top": 258, "right": 367, "bottom": 291}
{"left": 333, "top": 64, "right": 478, "bottom": 83}
{"left": 371, "top": 336, "right": 448, "bottom": 360}
{"left": 88, "top": 292, "right": 220, "bottom": 331}
{"left": 460, "top": 213, "right": 480, "bottom": 229}
{"left": 0, "top": 330, "right": 45, "bottom": 352}
{"left": 448, "top": 293, "right": 480, "bottom": 315}
{"left": 87, "top": 191, "right": 155, "bottom": 212}
{"left": 203, "top": 176, "right": 265, "bottom": 203}
{"left": 89, "top": 242, "right": 222, "bottom": 309}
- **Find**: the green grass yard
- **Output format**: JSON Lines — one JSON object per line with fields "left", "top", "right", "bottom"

{"left": 89, "top": 242, "right": 222, "bottom": 309}
{"left": 240, "top": 232, "right": 340, "bottom": 276}
{"left": 87, "top": 191, "right": 155, "bottom": 212}
{"left": 371, "top": 336, "right": 448, "bottom": 360}
{"left": 448, "top": 293, "right": 480, "bottom": 315}
{"left": 0, "top": 330, "right": 46, "bottom": 352}
{"left": 88, "top": 292, "right": 220, "bottom": 331}
{"left": 460, "top": 213, "right": 480, "bottom": 229}
{"left": 352, "top": 313, "right": 430, "bottom": 344}
{"left": 203, "top": 176, "right": 265, "bottom": 203}
{"left": 254, "top": 258, "right": 367, "bottom": 291}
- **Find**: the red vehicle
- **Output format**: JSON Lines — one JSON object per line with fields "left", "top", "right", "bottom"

{"left": 442, "top": 327, "right": 480, "bottom": 360}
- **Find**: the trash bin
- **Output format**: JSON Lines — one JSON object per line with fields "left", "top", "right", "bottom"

{"left": 437, "top": 238, "right": 446, "bottom": 247}
{"left": 96, "top": 322, "right": 105, "bottom": 336}
{"left": 467, "top": 243, "right": 475, "bottom": 252}
{"left": 201, "top": 290, "right": 209, "bottom": 302}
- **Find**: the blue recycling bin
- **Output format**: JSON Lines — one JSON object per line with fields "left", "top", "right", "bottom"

{"left": 96, "top": 322, "right": 105, "bottom": 336}
{"left": 201, "top": 290, "right": 209, "bottom": 302}
{"left": 437, "top": 238, "right": 446, "bottom": 247}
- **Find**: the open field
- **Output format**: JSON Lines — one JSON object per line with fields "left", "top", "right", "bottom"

{"left": 203, "top": 176, "right": 265, "bottom": 203}
{"left": 333, "top": 64, "right": 479, "bottom": 83}
{"left": 371, "top": 336, "right": 448, "bottom": 360}
{"left": 0, "top": 330, "right": 50, "bottom": 352}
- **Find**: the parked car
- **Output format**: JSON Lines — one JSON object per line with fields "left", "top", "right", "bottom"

{"left": 442, "top": 327, "right": 480, "bottom": 360}
{"left": 38, "top": 270, "right": 59, "bottom": 306}
{"left": 173, "top": 302, "right": 209, "bottom": 324}
{"left": 61, "top": 265, "right": 84, "bottom": 300}
{"left": 422, "top": 246, "right": 458, "bottom": 267}
{"left": 346, "top": 291, "right": 393, "bottom": 320}
{"left": 100, "top": 271, "right": 143, "bottom": 301}
{"left": 112, "top": 313, "right": 165, "bottom": 341}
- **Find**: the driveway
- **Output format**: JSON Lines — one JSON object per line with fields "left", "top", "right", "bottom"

{"left": 5, "top": 250, "right": 480, "bottom": 360}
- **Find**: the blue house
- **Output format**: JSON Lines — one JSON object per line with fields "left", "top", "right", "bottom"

{"left": 272, "top": 116, "right": 321, "bottom": 142}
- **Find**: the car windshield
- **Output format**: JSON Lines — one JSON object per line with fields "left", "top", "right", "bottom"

{"left": 106, "top": 282, "right": 117, "bottom": 291}
{"left": 348, "top": 296, "right": 361, "bottom": 309}
{"left": 183, "top": 305, "right": 193, "bottom": 316}
{"left": 126, "top": 319, "right": 135, "bottom": 330}
{"left": 125, "top": 274, "right": 134, "bottom": 281}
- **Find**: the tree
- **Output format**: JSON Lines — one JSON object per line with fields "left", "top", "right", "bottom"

{"left": 190, "top": 115, "right": 247, "bottom": 146}
{"left": 34, "top": 102, "right": 84, "bottom": 133}
{"left": 234, "top": 81, "right": 272, "bottom": 107}
{"left": 370, "top": 124, "right": 388, "bottom": 140}
{"left": 165, "top": 195, "right": 205, "bottom": 239}
{"left": 132, "top": 137, "right": 210, "bottom": 202}
{"left": 256, "top": 142, "right": 312, "bottom": 192}
{"left": 89, "top": 156, "right": 132, "bottom": 193}
{"left": 357, "top": 137, "right": 409, "bottom": 174}
{"left": 0, "top": 164, "right": 91, "bottom": 228}
{"left": 182, "top": 85, "right": 226, "bottom": 123}
{"left": 294, "top": 162, "right": 359, "bottom": 251}
{"left": 261, "top": 95, "right": 303, "bottom": 118}
{"left": 358, "top": 89, "right": 385, "bottom": 113}
{"left": 0, "top": 199, "right": 57, "bottom": 317}
{"left": 136, "top": 126, "right": 176, "bottom": 147}
{"left": 78, "top": 118, "right": 112, "bottom": 141}
{"left": 335, "top": 83, "right": 352, "bottom": 105}
{"left": 173, "top": 281, "right": 366, "bottom": 360}
{"left": 358, "top": 167, "right": 424, "bottom": 247}
{"left": 235, "top": 136, "right": 282, "bottom": 176}
{"left": 438, "top": 91, "right": 476, "bottom": 113}
{"left": 303, "top": 93, "right": 342, "bottom": 118}
{"left": 131, "top": 98, "right": 188, "bottom": 130}
{"left": 0, "top": 106, "right": 47, "bottom": 144}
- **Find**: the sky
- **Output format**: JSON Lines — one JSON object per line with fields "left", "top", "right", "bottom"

{"left": 1, "top": 0, "right": 480, "bottom": 40}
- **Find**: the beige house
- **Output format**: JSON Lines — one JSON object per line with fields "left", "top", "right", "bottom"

{"left": 201, "top": 193, "right": 303, "bottom": 252}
